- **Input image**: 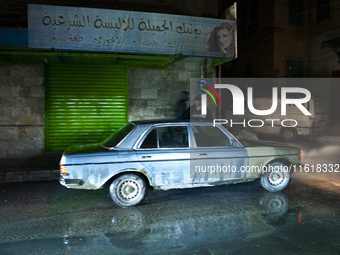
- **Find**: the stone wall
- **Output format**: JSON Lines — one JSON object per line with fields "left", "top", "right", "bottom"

{"left": 128, "top": 57, "right": 216, "bottom": 121}
{"left": 0, "top": 64, "right": 45, "bottom": 158}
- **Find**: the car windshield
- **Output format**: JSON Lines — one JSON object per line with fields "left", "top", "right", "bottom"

{"left": 101, "top": 122, "right": 135, "bottom": 148}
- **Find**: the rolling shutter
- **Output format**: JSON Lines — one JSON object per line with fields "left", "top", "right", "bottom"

{"left": 45, "top": 63, "right": 128, "bottom": 151}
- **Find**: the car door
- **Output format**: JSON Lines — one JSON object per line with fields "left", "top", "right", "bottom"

{"left": 190, "top": 124, "right": 248, "bottom": 182}
{"left": 136, "top": 124, "right": 191, "bottom": 187}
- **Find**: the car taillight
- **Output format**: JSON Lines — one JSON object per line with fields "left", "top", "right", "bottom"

{"left": 299, "top": 150, "right": 302, "bottom": 161}
{"left": 60, "top": 165, "right": 69, "bottom": 174}
{"left": 311, "top": 118, "right": 315, "bottom": 127}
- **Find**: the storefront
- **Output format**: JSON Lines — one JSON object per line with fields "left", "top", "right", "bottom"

{"left": 0, "top": 3, "right": 236, "bottom": 157}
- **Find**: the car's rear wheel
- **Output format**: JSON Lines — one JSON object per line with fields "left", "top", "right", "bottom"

{"left": 281, "top": 127, "right": 298, "bottom": 141}
{"left": 110, "top": 173, "right": 147, "bottom": 207}
{"left": 260, "top": 162, "right": 291, "bottom": 192}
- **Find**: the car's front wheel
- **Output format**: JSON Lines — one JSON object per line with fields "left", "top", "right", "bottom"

{"left": 260, "top": 162, "right": 291, "bottom": 192}
{"left": 110, "top": 173, "right": 147, "bottom": 207}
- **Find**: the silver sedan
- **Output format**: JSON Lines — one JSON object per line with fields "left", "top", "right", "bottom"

{"left": 60, "top": 120, "right": 302, "bottom": 207}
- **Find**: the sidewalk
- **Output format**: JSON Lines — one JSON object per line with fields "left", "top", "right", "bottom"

{"left": 0, "top": 153, "right": 61, "bottom": 184}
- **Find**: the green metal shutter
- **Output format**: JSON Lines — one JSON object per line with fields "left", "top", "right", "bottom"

{"left": 45, "top": 63, "right": 128, "bottom": 151}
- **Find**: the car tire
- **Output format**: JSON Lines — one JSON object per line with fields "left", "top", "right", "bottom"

{"left": 110, "top": 173, "right": 147, "bottom": 207}
{"left": 281, "top": 127, "right": 298, "bottom": 141}
{"left": 260, "top": 162, "right": 291, "bottom": 192}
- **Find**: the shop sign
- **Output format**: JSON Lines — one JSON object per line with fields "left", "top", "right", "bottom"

{"left": 28, "top": 4, "right": 236, "bottom": 59}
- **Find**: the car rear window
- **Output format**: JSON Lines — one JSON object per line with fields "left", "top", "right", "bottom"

{"left": 102, "top": 123, "right": 135, "bottom": 148}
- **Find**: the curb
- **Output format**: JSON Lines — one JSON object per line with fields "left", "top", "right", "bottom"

{"left": 0, "top": 170, "right": 60, "bottom": 184}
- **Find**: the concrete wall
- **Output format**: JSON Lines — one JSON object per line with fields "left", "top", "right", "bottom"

{"left": 128, "top": 57, "right": 216, "bottom": 120}
{"left": 0, "top": 64, "right": 45, "bottom": 159}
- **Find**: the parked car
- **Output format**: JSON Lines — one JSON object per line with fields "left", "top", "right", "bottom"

{"left": 60, "top": 120, "right": 302, "bottom": 207}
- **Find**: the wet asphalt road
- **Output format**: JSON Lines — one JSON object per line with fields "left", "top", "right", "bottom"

{"left": 0, "top": 137, "right": 340, "bottom": 255}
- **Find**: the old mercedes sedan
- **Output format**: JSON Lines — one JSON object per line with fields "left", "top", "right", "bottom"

{"left": 60, "top": 120, "right": 302, "bottom": 207}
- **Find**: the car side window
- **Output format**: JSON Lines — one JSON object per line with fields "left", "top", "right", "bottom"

{"left": 140, "top": 128, "right": 158, "bottom": 148}
{"left": 192, "top": 125, "right": 231, "bottom": 147}
{"left": 140, "top": 126, "right": 189, "bottom": 149}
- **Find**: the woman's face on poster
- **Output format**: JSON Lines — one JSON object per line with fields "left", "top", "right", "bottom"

{"left": 217, "top": 28, "right": 232, "bottom": 50}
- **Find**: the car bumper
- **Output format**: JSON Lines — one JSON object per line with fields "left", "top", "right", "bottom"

{"left": 60, "top": 177, "right": 84, "bottom": 187}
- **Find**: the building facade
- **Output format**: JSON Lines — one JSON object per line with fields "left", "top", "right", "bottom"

{"left": 0, "top": 0, "right": 225, "bottom": 173}
{"left": 225, "top": 0, "right": 340, "bottom": 127}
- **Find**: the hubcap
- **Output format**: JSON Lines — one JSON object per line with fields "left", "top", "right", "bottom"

{"left": 267, "top": 170, "right": 284, "bottom": 186}
{"left": 118, "top": 180, "right": 140, "bottom": 201}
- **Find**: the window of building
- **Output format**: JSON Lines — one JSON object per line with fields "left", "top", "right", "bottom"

{"left": 287, "top": 60, "right": 304, "bottom": 77}
{"left": 289, "top": 0, "right": 304, "bottom": 25}
{"left": 317, "top": 0, "right": 330, "bottom": 23}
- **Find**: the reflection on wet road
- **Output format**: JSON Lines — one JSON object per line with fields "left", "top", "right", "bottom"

{"left": 0, "top": 177, "right": 340, "bottom": 254}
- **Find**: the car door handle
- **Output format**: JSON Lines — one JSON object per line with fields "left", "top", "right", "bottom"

{"left": 199, "top": 153, "right": 207, "bottom": 156}
{"left": 141, "top": 156, "right": 152, "bottom": 159}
